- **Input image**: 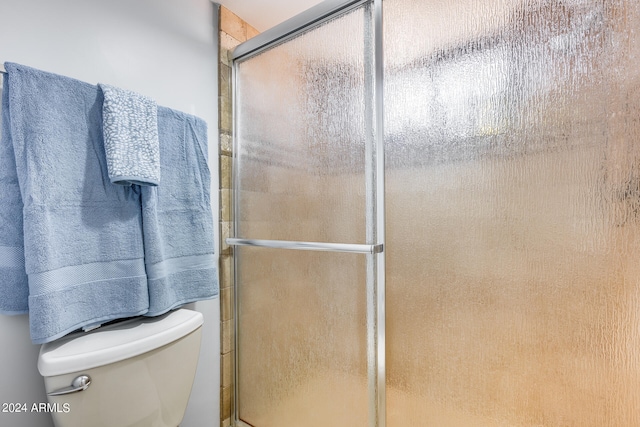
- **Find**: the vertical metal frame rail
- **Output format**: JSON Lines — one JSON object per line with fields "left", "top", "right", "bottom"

{"left": 373, "top": 1, "right": 386, "bottom": 426}
{"left": 229, "top": 1, "right": 385, "bottom": 426}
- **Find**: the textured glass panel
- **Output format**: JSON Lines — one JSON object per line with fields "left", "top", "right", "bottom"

{"left": 235, "top": 4, "right": 373, "bottom": 243}
{"left": 237, "top": 247, "right": 369, "bottom": 426}
{"left": 385, "top": 0, "right": 640, "bottom": 426}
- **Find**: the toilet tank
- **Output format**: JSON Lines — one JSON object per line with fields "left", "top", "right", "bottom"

{"left": 37, "top": 309, "right": 204, "bottom": 427}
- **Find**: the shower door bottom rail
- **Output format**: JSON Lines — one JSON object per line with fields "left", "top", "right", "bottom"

{"left": 226, "top": 238, "right": 383, "bottom": 254}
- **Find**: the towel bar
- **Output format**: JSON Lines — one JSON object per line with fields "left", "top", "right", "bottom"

{"left": 226, "top": 238, "right": 383, "bottom": 254}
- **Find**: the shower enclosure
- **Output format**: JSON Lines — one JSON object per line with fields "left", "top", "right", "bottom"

{"left": 229, "top": 0, "right": 640, "bottom": 425}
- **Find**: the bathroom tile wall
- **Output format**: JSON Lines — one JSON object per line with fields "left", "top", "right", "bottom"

{"left": 219, "top": 7, "right": 259, "bottom": 427}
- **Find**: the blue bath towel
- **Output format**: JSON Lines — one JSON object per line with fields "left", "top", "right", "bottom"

{"left": 141, "top": 108, "right": 218, "bottom": 315}
{"left": 99, "top": 83, "right": 160, "bottom": 186}
{"left": 1, "top": 63, "right": 149, "bottom": 343}
{"left": 0, "top": 73, "right": 29, "bottom": 315}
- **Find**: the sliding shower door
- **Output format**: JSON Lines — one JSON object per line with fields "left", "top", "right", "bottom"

{"left": 234, "top": 0, "right": 640, "bottom": 425}
{"left": 385, "top": 0, "right": 640, "bottom": 426}
{"left": 232, "top": 2, "right": 382, "bottom": 426}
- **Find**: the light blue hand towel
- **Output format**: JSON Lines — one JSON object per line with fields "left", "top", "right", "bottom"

{"left": 141, "top": 108, "right": 218, "bottom": 315}
{"left": 2, "top": 63, "right": 149, "bottom": 343}
{"left": 0, "top": 73, "right": 29, "bottom": 315}
{"left": 98, "top": 83, "right": 160, "bottom": 186}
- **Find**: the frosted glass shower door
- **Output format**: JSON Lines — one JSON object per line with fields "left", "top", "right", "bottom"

{"left": 385, "top": 0, "right": 640, "bottom": 426}
{"left": 232, "top": 3, "right": 380, "bottom": 426}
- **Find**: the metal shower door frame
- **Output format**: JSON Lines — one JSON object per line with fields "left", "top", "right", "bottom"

{"left": 228, "top": 0, "right": 386, "bottom": 426}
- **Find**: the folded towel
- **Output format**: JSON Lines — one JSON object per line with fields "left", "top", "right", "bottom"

{"left": 2, "top": 63, "right": 149, "bottom": 343}
{"left": 99, "top": 83, "right": 160, "bottom": 186}
{"left": 0, "top": 72, "right": 29, "bottom": 314}
{"left": 141, "top": 108, "right": 218, "bottom": 315}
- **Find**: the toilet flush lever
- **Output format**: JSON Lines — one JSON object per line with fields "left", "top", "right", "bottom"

{"left": 48, "top": 375, "right": 91, "bottom": 396}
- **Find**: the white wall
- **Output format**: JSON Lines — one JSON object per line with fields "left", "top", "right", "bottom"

{"left": 0, "top": 1, "right": 220, "bottom": 426}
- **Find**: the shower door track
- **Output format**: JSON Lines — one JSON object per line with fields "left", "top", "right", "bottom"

{"left": 232, "top": 0, "right": 372, "bottom": 62}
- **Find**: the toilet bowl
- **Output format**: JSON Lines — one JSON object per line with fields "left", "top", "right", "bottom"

{"left": 37, "top": 309, "right": 204, "bottom": 427}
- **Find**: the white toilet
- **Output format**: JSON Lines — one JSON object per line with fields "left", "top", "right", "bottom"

{"left": 37, "top": 309, "right": 204, "bottom": 427}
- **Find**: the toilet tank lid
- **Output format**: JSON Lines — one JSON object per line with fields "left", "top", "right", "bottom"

{"left": 37, "top": 309, "right": 204, "bottom": 377}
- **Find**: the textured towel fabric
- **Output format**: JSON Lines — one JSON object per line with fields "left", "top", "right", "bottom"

{"left": 99, "top": 83, "right": 160, "bottom": 186}
{"left": 0, "top": 62, "right": 218, "bottom": 344}
{"left": 0, "top": 73, "right": 29, "bottom": 314}
{"left": 142, "top": 108, "right": 218, "bottom": 315}
{"left": 1, "top": 63, "right": 149, "bottom": 343}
